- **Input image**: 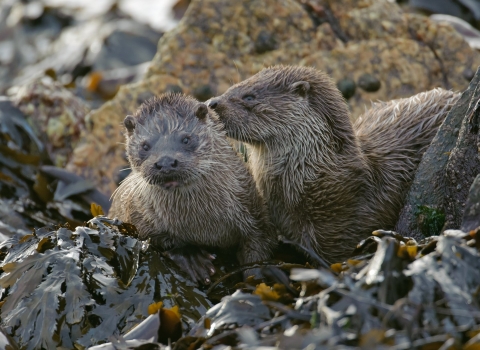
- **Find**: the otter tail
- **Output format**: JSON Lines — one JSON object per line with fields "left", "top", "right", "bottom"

{"left": 354, "top": 88, "right": 460, "bottom": 228}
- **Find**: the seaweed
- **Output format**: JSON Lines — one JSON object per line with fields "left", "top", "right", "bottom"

{"left": 165, "top": 232, "right": 480, "bottom": 349}
{"left": 0, "top": 216, "right": 212, "bottom": 349}
{"left": 415, "top": 205, "right": 446, "bottom": 237}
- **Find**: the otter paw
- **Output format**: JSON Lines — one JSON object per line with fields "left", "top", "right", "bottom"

{"left": 163, "top": 246, "right": 216, "bottom": 285}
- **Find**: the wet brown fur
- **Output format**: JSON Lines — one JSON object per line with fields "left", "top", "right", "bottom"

{"left": 109, "top": 93, "right": 274, "bottom": 266}
{"left": 210, "top": 66, "right": 459, "bottom": 263}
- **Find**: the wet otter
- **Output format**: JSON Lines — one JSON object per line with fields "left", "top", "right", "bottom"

{"left": 207, "top": 65, "right": 459, "bottom": 263}
{"left": 109, "top": 93, "right": 274, "bottom": 284}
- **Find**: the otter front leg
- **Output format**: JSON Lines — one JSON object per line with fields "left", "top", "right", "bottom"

{"left": 163, "top": 246, "right": 216, "bottom": 285}
{"left": 288, "top": 224, "right": 332, "bottom": 268}
{"left": 237, "top": 233, "right": 275, "bottom": 280}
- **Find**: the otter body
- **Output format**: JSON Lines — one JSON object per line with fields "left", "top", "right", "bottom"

{"left": 354, "top": 89, "right": 459, "bottom": 232}
{"left": 208, "top": 66, "right": 459, "bottom": 263}
{"left": 109, "top": 94, "right": 273, "bottom": 282}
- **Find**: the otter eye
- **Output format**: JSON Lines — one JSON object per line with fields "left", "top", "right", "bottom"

{"left": 182, "top": 137, "right": 190, "bottom": 144}
{"left": 142, "top": 143, "right": 150, "bottom": 151}
{"left": 242, "top": 95, "right": 255, "bottom": 102}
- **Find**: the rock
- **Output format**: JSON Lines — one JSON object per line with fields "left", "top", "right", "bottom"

{"left": 461, "top": 174, "right": 480, "bottom": 232}
{"left": 357, "top": 73, "right": 381, "bottom": 92}
{"left": 13, "top": 77, "right": 90, "bottom": 168}
{"left": 68, "top": 0, "right": 480, "bottom": 195}
{"left": 192, "top": 84, "right": 214, "bottom": 101}
{"left": 443, "top": 73, "right": 480, "bottom": 229}
{"left": 337, "top": 78, "right": 356, "bottom": 99}
{"left": 396, "top": 66, "right": 480, "bottom": 238}
{"left": 405, "top": 13, "right": 476, "bottom": 91}
{"left": 88, "top": 20, "right": 161, "bottom": 72}
{"left": 165, "top": 84, "right": 183, "bottom": 94}
{"left": 254, "top": 30, "right": 278, "bottom": 54}
{"left": 334, "top": 1, "right": 408, "bottom": 40}
{"left": 464, "top": 67, "right": 476, "bottom": 81}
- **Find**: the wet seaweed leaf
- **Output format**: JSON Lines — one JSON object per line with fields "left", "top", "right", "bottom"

{"left": 0, "top": 217, "right": 212, "bottom": 349}
{"left": 158, "top": 305, "right": 182, "bottom": 344}
{"left": 54, "top": 179, "right": 96, "bottom": 201}
{"left": 406, "top": 235, "right": 480, "bottom": 329}
{"left": 63, "top": 259, "right": 95, "bottom": 325}
{"left": 0, "top": 99, "right": 43, "bottom": 154}
{"left": 171, "top": 228, "right": 480, "bottom": 349}
{"left": 290, "top": 267, "right": 337, "bottom": 288}
{"left": 40, "top": 166, "right": 111, "bottom": 213}
{"left": 2, "top": 242, "right": 84, "bottom": 349}
{"left": 6, "top": 272, "right": 62, "bottom": 350}
{"left": 253, "top": 283, "right": 280, "bottom": 301}
{"left": 0, "top": 259, "right": 44, "bottom": 317}
{"left": 148, "top": 301, "right": 164, "bottom": 315}
{"left": 189, "top": 291, "right": 271, "bottom": 339}
{"left": 91, "top": 203, "right": 104, "bottom": 216}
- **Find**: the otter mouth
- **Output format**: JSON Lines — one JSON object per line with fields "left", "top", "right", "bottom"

{"left": 158, "top": 175, "right": 184, "bottom": 190}
{"left": 147, "top": 175, "right": 184, "bottom": 190}
{"left": 159, "top": 179, "right": 182, "bottom": 190}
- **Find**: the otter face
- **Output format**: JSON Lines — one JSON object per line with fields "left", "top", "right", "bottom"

{"left": 207, "top": 66, "right": 311, "bottom": 145}
{"left": 124, "top": 95, "right": 214, "bottom": 190}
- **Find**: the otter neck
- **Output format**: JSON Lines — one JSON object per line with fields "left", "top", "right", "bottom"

{"left": 248, "top": 110, "right": 364, "bottom": 208}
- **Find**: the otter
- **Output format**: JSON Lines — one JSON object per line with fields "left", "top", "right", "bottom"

{"left": 109, "top": 93, "right": 274, "bottom": 284}
{"left": 207, "top": 65, "right": 459, "bottom": 263}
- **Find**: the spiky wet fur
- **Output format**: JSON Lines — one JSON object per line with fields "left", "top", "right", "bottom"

{"left": 212, "top": 65, "right": 459, "bottom": 263}
{"left": 108, "top": 93, "right": 274, "bottom": 265}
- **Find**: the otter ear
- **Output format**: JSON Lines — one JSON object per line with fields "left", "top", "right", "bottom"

{"left": 291, "top": 81, "right": 310, "bottom": 98}
{"left": 195, "top": 104, "right": 208, "bottom": 120}
{"left": 124, "top": 115, "right": 136, "bottom": 134}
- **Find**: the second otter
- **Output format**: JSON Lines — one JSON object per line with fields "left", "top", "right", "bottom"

{"left": 208, "top": 65, "right": 459, "bottom": 263}
{"left": 109, "top": 94, "right": 274, "bottom": 284}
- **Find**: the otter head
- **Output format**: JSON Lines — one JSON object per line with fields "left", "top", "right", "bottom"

{"left": 124, "top": 94, "right": 216, "bottom": 191}
{"left": 207, "top": 65, "right": 351, "bottom": 150}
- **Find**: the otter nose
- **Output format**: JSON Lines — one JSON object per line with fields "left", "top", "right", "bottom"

{"left": 155, "top": 156, "right": 178, "bottom": 171}
{"left": 207, "top": 98, "right": 218, "bottom": 109}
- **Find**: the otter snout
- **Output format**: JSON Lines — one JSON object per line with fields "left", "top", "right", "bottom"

{"left": 155, "top": 156, "right": 178, "bottom": 173}
{"left": 207, "top": 98, "right": 219, "bottom": 109}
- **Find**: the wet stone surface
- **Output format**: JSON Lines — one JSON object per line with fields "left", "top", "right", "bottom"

{"left": 461, "top": 174, "right": 480, "bottom": 231}
{"left": 396, "top": 66, "right": 480, "bottom": 237}
{"left": 357, "top": 73, "right": 381, "bottom": 92}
